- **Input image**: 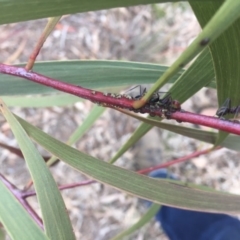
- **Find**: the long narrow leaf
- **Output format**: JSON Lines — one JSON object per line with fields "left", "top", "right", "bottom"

{"left": 0, "top": 99, "right": 75, "bottom": 240}
{"left": 166, "top": 48, "right": 214, "bottom": 102}
{"left": 68, "top": 105, "right": 105, "bottom": 145}
{"left": 47, "top": 105, "right": 105, "bottom": 166}
{"left": 118, "top": 110, "right": 240, "bottom": 152}
{"left": 0, "top": 61, "right": 184, "bottom": 96}
{"left": 144, "top": 0, "right": 240, "bottom": 102}
{"left": 110, "top": 123, "right": 152, "bottom": 164}
{"left": 15, "top": 114, "right": 240, "bottom": 214}
{"left": 0, "top": 0, "right": 222, "bottom": 25}
{"left": 2, "top": 94, "right": 80, "bottom": 107}
{"left": 190, "top": 2, "right": 240, "bottom": 145}
{"left": 110, "top": 47, "right": 214, "bottom": 163}
{"left": 0, "top": 180, "right": 48, "bottom": 240}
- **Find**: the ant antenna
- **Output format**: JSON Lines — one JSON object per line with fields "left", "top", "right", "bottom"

{"left": 125, "top": 85, "right": 147, "bottom": 100}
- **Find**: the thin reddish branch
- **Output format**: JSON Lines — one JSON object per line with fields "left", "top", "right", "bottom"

{"left": 25, "top": 46, "right": 41, "bottom": 71}
{"left": 0, "top": 174, "right": 43, "bottom": 228}
{"left": 22, "top": 147, "right": 218, "bottom": 198}
{"left": 138, "top": 147, "right": 221, "bottom": 174}
{"left": 1, "top": 63, "right": 240, "bottom": 135}
{"left": 22, "top": 180, "right": 95, "bottom": 198}
{"left": 58, "top": 180, "right": 95, "bottom": 190}
{"left": 0, "top": 64, "right": 134, "bottom": 108}
{"left": 0, "top": 142, "right": 50, "bottom": 162}
{"left": 24, "top": 180, "right": 34, "bottom": 191}
{"left": 25, "top": 17, "right": 61, "bottom": 71}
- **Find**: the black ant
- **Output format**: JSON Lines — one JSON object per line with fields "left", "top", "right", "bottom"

{"left": 216, "top": 98, "right": 240, "bottom": 120}
{"left": 127, "top": 85, "right": 181, "bottom": 112}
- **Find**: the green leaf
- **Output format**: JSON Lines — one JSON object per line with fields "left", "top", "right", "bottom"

{"left": 0, "top": 61, "right": 184, "bottom": 96}
{"left": 111, "top": 203, "right": 160, "bottom": 240}
{"left": 0, "top": 99, "right": 75, "bottom": 240}
{"left": 190, "top": 2, "right": 240, "bottom": 145}
{"left": 47, "top": 105, "right": 105, "bottom": 166}
{"left": 119, "top": 110, "right": 217, "bottom": 142}
{"left": 110, "top": 123, "right": 152, "bottom": 164}
{"left": 16, "top": 114, "right": 240, "bottom": 214}
{"left": 0, "top": 0, "right": 222, "bottom": 25}
{"left": 0, "top": 180, "right": 48, "bottom": 240}
{"left": 68, "top": 105, "right": 105, "bottom": 145}
{"left": 0, "top": 227, "right": 5, "bottom": 240}
{"left": 166, "top": 48, "right": 214, "bottom": 103}
{"left": 110, "top": 48, "right": 215, "bottom": 163}
{"left": 2, "top": 94, "right": 80, "bottom": 107}
{"left": 118, "top": 1, "right": 240, "bottom": 161}
{"left": 144, "top": 0, "right": 240, "bottom": 102}
{"left": 222, "top": 135, "right": 240, "bottom": 151}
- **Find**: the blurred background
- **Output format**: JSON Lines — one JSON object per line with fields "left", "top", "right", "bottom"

{"left": 1, "top": 2, "right": 240, "bottom": 239}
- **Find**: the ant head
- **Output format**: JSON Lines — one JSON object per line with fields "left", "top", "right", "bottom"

{"left": 149, "top": 92, "right": 159, "bottom": 103}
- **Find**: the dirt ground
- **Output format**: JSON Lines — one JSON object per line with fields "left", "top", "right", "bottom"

{"left": 1, "top": 3, "right": 240, "bottom": 240}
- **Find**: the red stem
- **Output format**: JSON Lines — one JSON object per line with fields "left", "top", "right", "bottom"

{"left": 1, "top": 63, "right": 240, "bottom": 135}
{"left": 0, "top": 64, "right": 134, "bottom": 109}
{"left": 169, "top": 110, "right": 240, "bottom": 135}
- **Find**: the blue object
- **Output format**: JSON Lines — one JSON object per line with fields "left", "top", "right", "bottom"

{"left": 150, "top": 169, "right": 240, "bottom": 240}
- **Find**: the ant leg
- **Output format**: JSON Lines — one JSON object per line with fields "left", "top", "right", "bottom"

{"left": 232, "top": 106, "right": 240, "bottom": 122}
{"left": 142, "top": 86, "right": 147, "bottom": 96}
{"left": 125, "top": 85, "right": 140, "bottom": 94}
{"left": 216, "top": 98, "right": 231, "bottom": 118}
{"left": 125, "top": 85, "right": 146, "bottom": 99}
{"left": 138, "top": 85, "right": 147, "bottom": 96}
